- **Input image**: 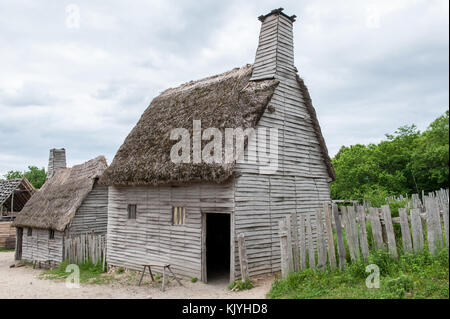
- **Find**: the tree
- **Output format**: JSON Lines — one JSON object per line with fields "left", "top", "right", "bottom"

{"left": 331, "top": 110, "right": 449, "bottom": 201}
{"left": 3, "top": 166, "right": 47, "bottom": 189}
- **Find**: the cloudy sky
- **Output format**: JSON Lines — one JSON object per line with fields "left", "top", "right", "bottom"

{"left": 0, "top": 0, "right": 448, "bottom": 176}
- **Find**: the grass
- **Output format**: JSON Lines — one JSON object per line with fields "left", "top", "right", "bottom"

{"left": 41, "top": 259, "right": 115, "bottom": 284}
{"left": 228, "top": 279, "right": 254, "bottom": 291}
{"left": 0, "top": 248, "right": 14, "bottom": 252}
{"left": 268, "top": 248, "right": 449, "bottom": 299}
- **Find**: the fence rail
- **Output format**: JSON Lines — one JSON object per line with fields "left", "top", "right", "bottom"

{"left": 64, "top": 232, "right": 107, "bottom": 270}
{"left": 278, "top": 189, "right": 449, "bottom": 277}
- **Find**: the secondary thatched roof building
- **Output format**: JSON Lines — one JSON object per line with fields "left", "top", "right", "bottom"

{"left": 101, "top": 8, "right": 335, "bottom": 283}
{"left": 12, "top": 151, "right": 109, "bottom": 264}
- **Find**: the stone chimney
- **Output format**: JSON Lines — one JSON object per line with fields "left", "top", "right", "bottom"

{"left": 47, "top": 148, "right": 67, "bottom": 179}
{"left": 250, "top": 8, "right": 297, "bottom": 81}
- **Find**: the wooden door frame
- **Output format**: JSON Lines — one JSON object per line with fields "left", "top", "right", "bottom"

{"left": 201, "top": 211, "right": 235, "bottom": 284}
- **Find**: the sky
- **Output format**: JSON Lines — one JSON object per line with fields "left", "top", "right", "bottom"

{"left": 0, "top": 0, "right": 448, "bottom": 176}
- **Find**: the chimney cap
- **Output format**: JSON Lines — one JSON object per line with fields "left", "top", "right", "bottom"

{"left": 258, "top": 8, "right": 297, "bottom": 23}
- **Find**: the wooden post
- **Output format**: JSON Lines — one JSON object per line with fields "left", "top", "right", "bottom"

{"left": 298, "top": 214, "right": 306, "bottom": 270}
{"left": 285, "top": 215, "right": 294, "bottom": 272}
{"left": 381, "top": 205, "right": 398, "bottom": 259}
{"left": 357, "top": 206, "right": 369, "bottom": 261}
{"left": 426, "top": 197, "right": 443, "bottom": 255}
{"left": 398, "top": 208, "right": 413, "bottom": 254}
{"left": 278, "top": 219, "right": 290, "bottom": 278}
{"left": 410, "top": 208, "right": 424, "bottom": 253}
{"left": 347, "top": 205, "right": 361, "bottom": 260}
{"left": 305, "top": 213, "right": 316, "bottom": 269}
{"left": 341, "top": 206, "right": 356, "bottom": 261}
{"left": 332, "top": 203, "right": 346, "bottom": 270}
{"left": 237, "top": 233, "right": 249, "bottom": 282}
{"left": 443, "top": 203, "right": 449, "bottom": 248}
{"left": 315, "top": 209, "right": 327, "bottom": 269}
{"left": 369, "top": 207, "right": 385, "bottom": 251}
{"left": 323, "top": 202, "right": 337, "bottom": 269}
{"left": 290, "top": 212, "right": 299, "bottom": 272}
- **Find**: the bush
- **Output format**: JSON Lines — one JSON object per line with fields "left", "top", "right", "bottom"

{"left": 385, "top": 275, "right": 414, "bottom": 298}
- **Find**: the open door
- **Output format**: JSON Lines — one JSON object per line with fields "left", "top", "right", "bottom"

{"left": 15, "top": 227, "right": 23, "bottom": 261}
{"left": 202, "top": 213, "right": 230, "bottom": 284}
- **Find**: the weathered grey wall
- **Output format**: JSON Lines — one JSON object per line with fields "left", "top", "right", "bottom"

{"left": 21, "top": 228, "right": 64, "bottom": 263}
{"left": 234, "top": 12, "right": 331, "bottom": 278}
{"left": 68, "top": 184, "right": 108, "bottom": 235}
{"left": 106, "top": 182, "right": 234, "bottom": 279}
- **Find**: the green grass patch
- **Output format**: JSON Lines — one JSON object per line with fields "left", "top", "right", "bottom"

{"left": 0, "top": 248, "right": 14, "bottom": 252}
{"left": 191, "top": 277, "right": 198, "bottom": 283}
{"left": 228, "top": 279, "right": 254, "bottom": 291}
{"left": 268, "top": 248, "right": 449, "bottom": 299}
{"left": 41, "top": 260, "right": 113, "bottom": 284}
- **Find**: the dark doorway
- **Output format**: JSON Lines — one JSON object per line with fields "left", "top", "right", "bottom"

{"left": 15, "top": 227, "right": 23, "bottom": 261}
{"left": 206, "top": 213, "right": 230, "bottom": 283}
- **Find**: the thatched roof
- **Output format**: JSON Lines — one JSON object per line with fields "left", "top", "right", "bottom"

{"left": 99, "top": 64, "right": 279, "bottom": 186}
{"left": 12, "top": 156, "right": 107, "bottom": 231}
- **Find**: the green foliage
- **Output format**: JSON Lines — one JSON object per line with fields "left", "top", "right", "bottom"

{"left": 117, "top": 267, "right": 124, "bottom": 274}
{"left": 228, "top": 279, "right": 254, "bottom": 291}
{"left": 268, "top": 248, "right": 449, "bottom": 299}
{"left": 331, "top": 111, "right": 449, "bottom": 201}
{"left": 191, "top": 277, "right": 198, "bottom": 283}
{"left": 4, "top": 166, "right": 46, "bottom": 189}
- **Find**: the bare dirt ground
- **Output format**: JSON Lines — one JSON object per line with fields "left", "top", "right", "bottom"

{"left": 0, "top": 252, "right": 273, "bottom": 299}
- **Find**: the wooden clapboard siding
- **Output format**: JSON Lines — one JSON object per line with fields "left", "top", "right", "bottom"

{"left": 0, "top": 221, "right": 16, "bottom": 249}
{"left": 106, "top": 182, "right": 235, "bottom": 279}
{"left": 234, "top": 11, "right": 331, "bottom": 277}
{"left": 21, "top": 228, "right": 64, "bottom": 262}
{"left": 67, "top": 184, "right": 108, "bottom": 235}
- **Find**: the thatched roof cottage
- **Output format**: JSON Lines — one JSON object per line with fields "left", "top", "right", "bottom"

{"left": 12, "top": 149, "right": 108, "bottom": 264}
{"left": 100, "top": 8, "right": 335, "bottom": 282}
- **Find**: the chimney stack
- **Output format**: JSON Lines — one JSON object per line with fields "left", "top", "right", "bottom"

{"left": 250, "top": 8, "right": 297, "bottom": 81}
{"left": 47, "top": 148, "right": 67, "bottom": 179}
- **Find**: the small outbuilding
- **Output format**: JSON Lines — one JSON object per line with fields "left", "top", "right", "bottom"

{"left": 0, "top": 178, "right": 35, "bottom": 249}
{"left": 12, "top": 149, "right": 108, "bottom": 264}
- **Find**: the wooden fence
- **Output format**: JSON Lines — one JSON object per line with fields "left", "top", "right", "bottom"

{"left": 64, "top": 233, "right": 107, "bottom": 270}
{"left": 278, "top": 189, "right": 449, "bottom": 278}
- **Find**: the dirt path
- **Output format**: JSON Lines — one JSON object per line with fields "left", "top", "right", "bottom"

{"left": 0, "top": 252, "right": 272, "bottom": 299}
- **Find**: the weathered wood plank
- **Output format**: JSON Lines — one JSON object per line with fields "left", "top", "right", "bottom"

{"left": 315, "top": 209, "right": 327, "bottom": 269}
{"left": 278, "top": 219, "right": 289, "bottom": 278}
{"left": 323, "top": 202, "right": 337, "bottom": 269}
{"left": 305, "top": 213, "right": 316, "bottom": 269}
{"left": 332, "top": 203, "right": 346, "bottom": 270}
{"left": 369, "top": 207, "right": 385, "bottom": 251}
{"left": 443, "top": 203, "right": 449, "bottom": 248}
{"left": 298, "top": 213, "right": 306, "bottom": 270}
{"left": 381, "top": 205, "right": 398, "bottom": 259}
{"left": 410, "top": 208, "right": 424, "bottom": 253}
{"left": 347, "top": 206, "right": 361, "bottom": 260}
{"left": 285, "top": 215, "right": 294, "bottom": 272}
{"left": 290, "top": 212, "right": 299, "bottom": 272}
{"left": 356, "top": 206, "right": 369, "bottom": 261}
{"left": 237, "top": 233, "right": 249, "bottom": 282}
{"left": 398, "top": 208, "right": 413, "bottom": 254}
